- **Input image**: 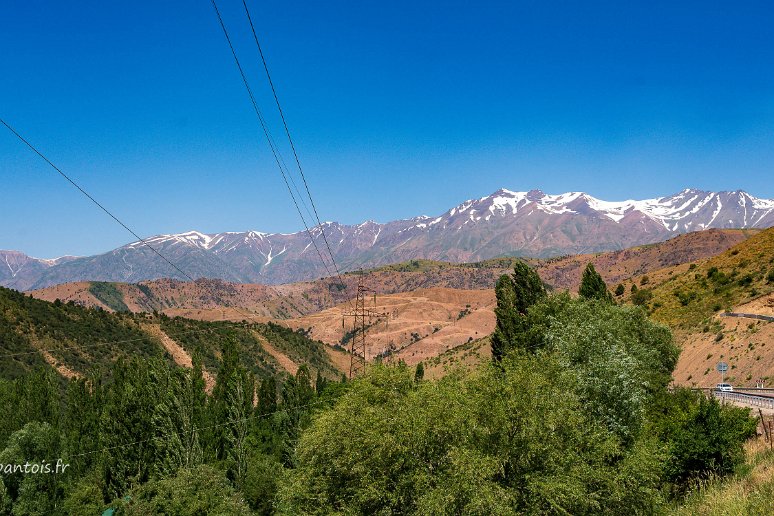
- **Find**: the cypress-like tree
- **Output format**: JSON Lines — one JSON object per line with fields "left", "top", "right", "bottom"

{"left": 414, "top": 362, "right": 425, "bottom": 382}
{"left": 257, "top": 377, "right": 277, "bottom": 417}
{"left": 491, "top": 274, "right": 517, "bottom": 363}
{"left": 511, "top": 261, "right": 547, "bottom": 314}
{"left": 315, "top": 371, "right": 328, "bottom": 395}
{"left": 579, "top": 263, "right": 613, "bottom": 303}
{"left": 491, "top": 262, "right": 546, "bottom": 361}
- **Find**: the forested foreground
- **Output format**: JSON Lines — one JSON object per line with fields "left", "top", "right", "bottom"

{"left": 0, "top": 264, "right": 764, "bottom": 514}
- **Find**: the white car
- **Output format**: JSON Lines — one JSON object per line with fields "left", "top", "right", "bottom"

{"left": 715, "top": 383, "right": 734, "bottom": 392}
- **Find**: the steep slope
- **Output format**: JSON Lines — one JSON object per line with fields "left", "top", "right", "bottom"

{"left": 0, "top": 286, "right": 343, "bottom": 382}
{"left": 4, "top": 188, "right": 773, "bottom": 288}
{"left": 625, "top": 227, "right": 774, "bottom": 330}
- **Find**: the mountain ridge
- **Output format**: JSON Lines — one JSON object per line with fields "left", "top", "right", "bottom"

{"left": 2, "top": 188, "right": 773, "bottom": 289}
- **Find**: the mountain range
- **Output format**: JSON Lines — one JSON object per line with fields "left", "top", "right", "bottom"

{"left": 3, "top": 188, "right": 773, "bottom": 290}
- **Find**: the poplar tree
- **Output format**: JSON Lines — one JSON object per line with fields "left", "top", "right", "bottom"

{"left": 414, "top": 362, "right": 425, "bottom": 382}
{"left": 579, "top": 263, "right": 613, "bottom": 303}
{"left": 492, "top": 262, "right": 546, "bottom": 361}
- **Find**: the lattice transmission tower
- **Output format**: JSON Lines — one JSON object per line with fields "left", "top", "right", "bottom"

{"left": 342, "top": 271, "right": 388, "bottom": 379}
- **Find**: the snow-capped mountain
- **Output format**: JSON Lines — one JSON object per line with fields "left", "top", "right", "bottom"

{"left": 0, "top": 250, "right": 79, "bottom": 291}
{"left": 3, "top": 188, "right": 773, "bottom": 290}
{"left": 421, "top": 188, "right": 774, "bottom": 233}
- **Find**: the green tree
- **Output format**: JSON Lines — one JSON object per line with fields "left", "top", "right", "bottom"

{"left": 99, "top": 359, "right": 188, "bottom": 501}
{"left": 491, "top": 262, "right": 546, "bottom": 361}
{"left": 648, "top": 388, "right": 757, "bottom": 493}
{"left": 615, "top": 283, "right": 625, "bottom": 296}
{"left": 257, "top": 377, "right": 277, "bottom": 417}
{"left": 61, "top": 475, "right": 105, "bottom": 515}
{"left": 525, "top": 295, "right": 678, "bottom": 441}
{"left": 241, "top": 450, "right": 284, "bottom": 514}
{"left": 277, "top": 358, "right": 663, "bottom": 514}
{"left": 0, "top": 422, "right": 62, "bottom": 514}
{"left": 511, "top": 261, "right": 547, "bottom": 313}
{"left": 490, "top": 274, "right": 516, "bottom": 362}
{"left": 315, "top": 371, "right": 328, "bottom": 395}
{"left": 277, "top": 365, "right": 316, "bottom": 467}
{"left": 0, "top": 477, "right": 10, "bottom": 515}
{"left": 61, "top": 377, "right": 101, "bottom": 478}
{"left": 414, "top": 361, "right": 425, "bottom": 382}
{"left": 579, "top": 263, "right": 613, "bottom": 302}
{"left": 115, "top": 465, "right": 251, "bottom": 515}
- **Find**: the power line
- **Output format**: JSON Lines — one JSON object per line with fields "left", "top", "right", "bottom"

{"left": 0, "top": 120, "right": 326, "bottom": 360}
{"left": 208, "top": 0, "right": 335, "bottom": 280}
{"left": 239, "top": 0, "right": 345, "bottom": 282}
{"left": 0, "top": 118, "right": 195, "bottom": 284}
{"left": 0, "top": 3, "right": 357, "bottom": 367}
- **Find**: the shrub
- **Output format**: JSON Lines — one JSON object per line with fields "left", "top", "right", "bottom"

{"left": 631, "top": 288, "right": 653, "bottom": 306}
{"left": 114, "top": 465, "right": 252, "bottom": 515}
{"left": 648, "top": 389, "right": 757, "bottom": 493}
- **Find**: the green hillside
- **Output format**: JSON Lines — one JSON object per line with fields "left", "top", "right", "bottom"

{"left": 0, "top": 286, "right": 340, "bottom": 382}
{"left": 0, "top": 286, "right": 161, "bottom": 379}
{"left": 87, "top": 281, "right": 130, "bottom": 312}
{"left": 633, "top": 227, "right": 774, "bottom": 330}
{"left": 159, "top": 317, "right": 341, "bottom": 381}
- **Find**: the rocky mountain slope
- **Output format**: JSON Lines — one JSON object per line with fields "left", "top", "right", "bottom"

{"left": 28, "top": 229, "right": 754, "bottom": 320}
{"left": 3, "top": 188, "right": 773, "bottom": 289}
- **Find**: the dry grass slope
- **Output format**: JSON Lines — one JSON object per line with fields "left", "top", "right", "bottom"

{"left": 631, "top": 227, "right": 774, "bottom": 331}
{"left": 673, "top": 438, "right": 774, "bottom": 515}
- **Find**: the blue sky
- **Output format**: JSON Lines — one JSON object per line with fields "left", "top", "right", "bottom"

{"left": 2, "top": 1, "right": 774, "bottom": 258}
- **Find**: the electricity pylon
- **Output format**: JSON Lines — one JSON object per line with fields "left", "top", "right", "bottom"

{"left": 342, "top": 271, "right": 388, "bottom": 379}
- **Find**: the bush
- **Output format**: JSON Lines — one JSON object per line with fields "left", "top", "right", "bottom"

{"left": 631, "top": 288, "right": 653, "bottom": 306}
{"left": 648, "top": 389, "right": 757, "bottom": 493}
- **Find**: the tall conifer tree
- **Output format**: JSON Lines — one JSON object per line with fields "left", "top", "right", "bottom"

{"left": 579, "top": 263, "right": 613, "bottom": 303}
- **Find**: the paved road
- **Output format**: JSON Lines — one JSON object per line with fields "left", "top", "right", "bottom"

{"left": 714, "top": 391, "right": 774, "bottom": 415}
{"left": 720, "top": 312, "right": 774, "bottom": 322}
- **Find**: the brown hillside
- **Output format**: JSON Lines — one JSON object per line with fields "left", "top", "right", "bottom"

{"left": 29, "top": 229, "right": 750, "bottom": 320}
{"left": 279, "top": 287, "right": 496, "bottom": 367}
{"left": 674, "top": 294, "right": 774, "bottom": 388}
{"left": 538, "top": 228, "right": 757, "bottom": 292}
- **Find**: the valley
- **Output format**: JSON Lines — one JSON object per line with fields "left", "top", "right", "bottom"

{"left": 16, "top": 227, "right": 772, "bottom": 388}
